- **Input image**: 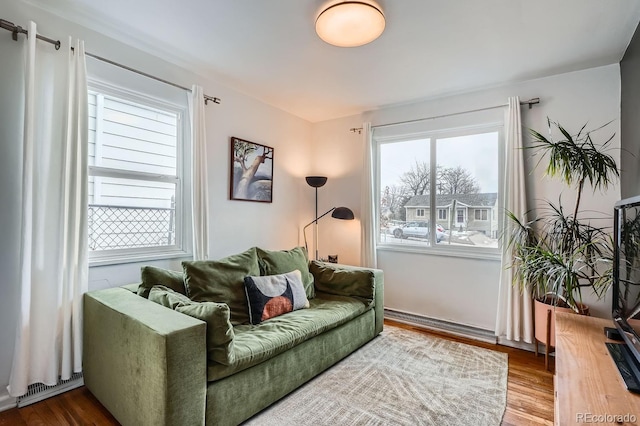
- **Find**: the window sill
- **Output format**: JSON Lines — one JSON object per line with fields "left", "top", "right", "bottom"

{"left": 89, "top": 249, "right": 192, "bottom": 267}
{"left": 377, "top": 243, "right": 501, "bottom": 261}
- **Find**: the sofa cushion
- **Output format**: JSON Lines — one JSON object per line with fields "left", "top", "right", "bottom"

{"left": 257, "top": 247, "right": 315, "bottom": 299}
{"left": 310, "top": 261, "right": 376, "bottom": 306}
{"left": 148, "top": 284, "right": 192, "bottom": 308}
{"left": 149, "top": 286, "right": 235, "bottom": 365}
{"left": 175, "top": 303, "right": 235, "bottom": 366}
{"left": 121, "top": 283, "right": 141, "bottom": 293}
{"left": 137, "top": 266, "right": 186, "bottom": 298}
{"left": 206, "top": 293, "right": 369, "bottom": 381}
{"left": 244, "top": 270, "right": 309, "bottom": 324}
{"left": 183, "top": 247, "right": 260, "bottom": 325}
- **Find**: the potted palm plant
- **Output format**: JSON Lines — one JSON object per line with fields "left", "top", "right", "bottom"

{"left": 507, "top": 119, "right": 619, "bottom": 353}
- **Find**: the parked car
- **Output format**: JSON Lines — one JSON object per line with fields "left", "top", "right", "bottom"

{"left": 392, "top": 221, "right": 445, "bottom": 242}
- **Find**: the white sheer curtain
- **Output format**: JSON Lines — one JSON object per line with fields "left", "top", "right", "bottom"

{"left": 189, "top": 85, "right": 209, "bottom": 260}
{"left": 360, "top": 122, "right": 377, "bottom": 268}
{"left": 9, "top": 23, "right": 88, "bottom": 397}
{"left": 495, "top": 96, "right": 533, "bottom": 343}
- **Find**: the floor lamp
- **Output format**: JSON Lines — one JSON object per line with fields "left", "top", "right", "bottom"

{"left": 304, "top": 176, "right": 354, "bottom": 260}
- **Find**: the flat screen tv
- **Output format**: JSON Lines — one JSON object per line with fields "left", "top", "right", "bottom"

{"left": 610, "top": 195, "right": 640, "bottom": 393}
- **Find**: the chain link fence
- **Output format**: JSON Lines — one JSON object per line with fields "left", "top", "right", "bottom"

{"left": 88, "top": 203, "right": 175, "bottom": 251}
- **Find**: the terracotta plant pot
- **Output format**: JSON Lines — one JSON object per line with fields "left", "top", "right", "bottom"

{"left": 534, "top": 298, "right": 590, "bottom": 348}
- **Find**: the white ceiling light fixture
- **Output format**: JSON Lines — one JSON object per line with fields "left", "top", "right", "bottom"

{"left": 315, "top": 1, "right": 386, "bottom": 48}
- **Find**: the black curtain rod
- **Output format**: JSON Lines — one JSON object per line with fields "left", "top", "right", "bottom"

{"left": 349, "top": 98, "right": 540, "bottom": 134}
{"left": 1, "top": 18, "right": 221, "bottom": 105}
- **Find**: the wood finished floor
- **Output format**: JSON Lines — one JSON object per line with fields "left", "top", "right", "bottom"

{"left": 0, "top": 319, "right": 555, "bottom": 426}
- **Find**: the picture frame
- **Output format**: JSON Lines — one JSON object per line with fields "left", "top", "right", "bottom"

{"left": 229, "top": 137, "right": 274, "bottom": 203}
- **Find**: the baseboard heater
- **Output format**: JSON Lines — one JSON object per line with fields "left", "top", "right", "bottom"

{"left": 384, "top": 308, "right": 497, "bottom": 344}
{"left": 16, "top": 372, "right": 84, "bottom": 408}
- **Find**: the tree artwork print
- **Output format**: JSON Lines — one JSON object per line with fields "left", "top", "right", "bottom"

{"left": 230, "top": 137, "right": 274, "bottom": 202}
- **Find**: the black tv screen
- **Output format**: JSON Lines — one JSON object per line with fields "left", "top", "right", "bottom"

{"left": 611, "top": 195, "right": 640, "bottom": 392}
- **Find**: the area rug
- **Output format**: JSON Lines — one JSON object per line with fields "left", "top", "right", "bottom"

{"left": 245, "top": 325, "right": 508, "bottom": 426}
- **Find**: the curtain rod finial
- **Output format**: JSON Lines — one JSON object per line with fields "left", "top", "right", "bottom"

{"left": 204, "top": 96, "right": 221, "bottom": 105}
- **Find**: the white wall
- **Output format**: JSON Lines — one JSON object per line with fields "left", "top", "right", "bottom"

{"left": 0, "top": 1, "right": 312, "bottom": 398}
{"left": 311, "top": 64, "right": 622, "bottom": 330}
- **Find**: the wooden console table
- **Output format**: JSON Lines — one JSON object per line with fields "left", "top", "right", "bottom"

{"left": 555, "top": 312, "right": 640, "bottom": 425}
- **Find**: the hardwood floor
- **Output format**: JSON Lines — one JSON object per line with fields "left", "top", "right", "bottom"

{"left": 0, "top": 386, "right": 118, "bottom": 426}
{"left": 0, "top": 319, "right": 555, "bottom": 426}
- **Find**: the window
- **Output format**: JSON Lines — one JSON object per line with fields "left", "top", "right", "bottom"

{"left": 377, "top": 119, "right": 502, "bottom": 255}
{"left": 475, "top": 209, "right": 489, "bottom": 221}
{"left": 88, "top": 84, "right": 189, "bottom": 263}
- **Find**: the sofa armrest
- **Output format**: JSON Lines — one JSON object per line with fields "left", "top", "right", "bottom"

{"left": 309, "top": 261, "right": 384, "bottom": 335}
{"left": 83, "top": 287, "right": 207, "bottom": 426}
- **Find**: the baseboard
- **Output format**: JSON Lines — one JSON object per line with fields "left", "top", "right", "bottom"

{"left": 497, "top": 336, "right": 536, "bottom": 353}
{"left": 17, "top": 373, "right": 84, "bottom": 408}
{"left": 384, "top": 308, "right": 497, "bottom": 344}
{"left": 0, "top": 389, "right": 17, "bottom": 412}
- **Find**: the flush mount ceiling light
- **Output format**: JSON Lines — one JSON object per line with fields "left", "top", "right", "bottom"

{"left": 315, "top": 1, "right": 386, "bottom": 47}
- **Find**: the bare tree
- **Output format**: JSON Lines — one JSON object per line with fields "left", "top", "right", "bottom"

{"left": 438, "top": 166, "right": 480, "bottom": 194}
{"left": 381, "top": 185, "right": 409, "bottom": 221}
{"left": 400, "top": 161, "right": 430, "bottom": 195}
{"left": 233, "top": 141, "right": 273, "bottom": 198}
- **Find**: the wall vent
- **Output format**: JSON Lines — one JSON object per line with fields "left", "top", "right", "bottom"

{"left": 16, "top": 372, "right": 84, "bottom": 407}
{"left": 384, "top": 308, "right": 497, "bottom": 344}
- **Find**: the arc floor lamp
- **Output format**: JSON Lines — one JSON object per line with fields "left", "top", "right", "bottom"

{"left": 304, "top": 176, "right": 354, "bottom": 261}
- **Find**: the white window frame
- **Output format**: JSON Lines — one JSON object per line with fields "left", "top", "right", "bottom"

{"left": 416, "top": 208, "right": 425, "bottom": 217}
{"left": 438, "top": 209, "right": 447, "bottom": 220}
{"left": 374, "top": 123, "right": 503, "bottom": 260}
{"left": 88, "top": 80, "right": 191, "bottom": 266}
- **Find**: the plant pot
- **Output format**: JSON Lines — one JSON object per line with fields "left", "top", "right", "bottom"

{"left": 533, "top": 298, "right": 590, "bottom": 371}
{"left": 534, "top": 298, "right": 590, "bottom": 348}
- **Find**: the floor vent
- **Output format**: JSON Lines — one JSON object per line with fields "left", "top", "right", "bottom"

{"left": 16, "top": 373, "right": 84, "bottom": 408}
{"left": 384, "top": 308, "right": 497, "bottom": 344}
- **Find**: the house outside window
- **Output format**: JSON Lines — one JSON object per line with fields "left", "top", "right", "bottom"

{"left": 377, "top": 118, "right": 503, "bottom": 255}
{"left": 87, "top": 83, "right": 190, "bottom": 264}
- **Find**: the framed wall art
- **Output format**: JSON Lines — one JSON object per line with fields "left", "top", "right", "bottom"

{"left": 230, "top": 137, "right": 274, "bottom": 203}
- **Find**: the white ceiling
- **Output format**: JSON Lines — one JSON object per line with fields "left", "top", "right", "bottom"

{"left": 26, "top": 0, "right": 640, "bottom": 122}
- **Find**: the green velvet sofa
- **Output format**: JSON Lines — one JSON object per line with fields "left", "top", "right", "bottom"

{"left": 83, "top": 253, "right": 383, "bottom": 426}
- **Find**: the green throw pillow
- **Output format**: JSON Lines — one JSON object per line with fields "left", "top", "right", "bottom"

{"left": 309, "top": 260, "right": 376, "bottom": 304}
{"left": 256, "top": 246, "right": 314, "bottom": 299}
{"left": 148, "top": 286, "right": 235, "bottom": 365}
{"left": 137, "top": 265, "right": 186, "bottom": 298}
{"left": 175, "top": 303, "right": 235, "bottom": 365}
{"left": 148, "top": 284, "right": 191, "bottom": 308}
{"left": 182, "top": 247, "right": 260, "bottom": 325}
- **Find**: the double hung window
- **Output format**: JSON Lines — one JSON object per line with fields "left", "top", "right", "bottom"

{"left": 87, "top": 82, "right": 189, "bottom": 264}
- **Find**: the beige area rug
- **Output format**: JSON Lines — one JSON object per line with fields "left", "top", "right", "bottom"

{"left": 245, "top": 325, "right": 508, "bottom": 426}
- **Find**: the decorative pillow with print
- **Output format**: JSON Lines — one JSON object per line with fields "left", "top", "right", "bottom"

{"left": 244, "top": 270, "right": 309, "bottom": 324}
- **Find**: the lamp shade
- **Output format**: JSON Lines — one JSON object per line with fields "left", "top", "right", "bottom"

{"left": 331, "top": 207, "right": 355, "bottom": 220}
{"left": 306, "top": 176, "right": 328, "bottom": 188}
{"left": 315, "top": 1, "right": 386, "bottom": 48}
